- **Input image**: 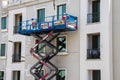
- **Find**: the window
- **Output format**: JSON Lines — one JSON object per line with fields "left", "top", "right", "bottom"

{"left": 12, "top": 71, "right": 20, "bottom": 80}
{"left": 56, "top": 69, "right": 66, "bottom": 80}
{"left": 14, "top": 14, "right": 22, "bottom": 34}
{"left": 57, "top": 36, "right": 66, "bottom": 52}
{"left": 1, "top": 17, "right": 6, "bottom": 29}
{"left": 35, "top": 40, "right": 45, "bottom": 54}
{"left": 35, "top": 70, "right": 44, "bottom": 80}
{"left": 37, "top": 9, "right": 45, "bottom": 22}
{"left": 0, "top": 44, "right": 6, "bottom": 57}
{"left": 88, "top": 70, "right": 101, "bottom": 80}
{"left": 87, "top": 0, "right": 100, "bottom": 23}
{"left": 57, "top": 4, "right": 66, "bottom": 19}
{"left": 12, "top": 42, "right": 21, "bottom": 62}
{"left": 87, "top": 33, "right": 100, "bottom": 59}
{"left": 93, "top": 70, "right": 101, "bottom": 80}
{"left": 0, "top": 71, "right": 4, "bottom": 80}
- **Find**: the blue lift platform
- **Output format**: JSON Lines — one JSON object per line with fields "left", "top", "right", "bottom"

{"left": 18, "top": 14, "right": 78, "bottom": 80}
{"left": 18, "top": 14, "right": 78, "bottom": 35}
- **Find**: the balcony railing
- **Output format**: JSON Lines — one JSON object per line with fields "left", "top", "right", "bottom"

{"left": 14, "top": 26, "right": 18, "bottom": 34}
{"left": 87, "top": 12, "right": 100, "bottom": 23}
{"left": 87, "top": 49, "right": 100, "bottom": 59}
{"left": 12, "top": 53, "right": 21, "bottom": 62}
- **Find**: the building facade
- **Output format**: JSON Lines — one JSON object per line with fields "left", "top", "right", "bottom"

{"left": 1, "top": 0, "right": 80, "bottom": 80}
{"left": 0, "top": 0, "right": 120, "bottom": 80}
{"left": 80, "top": 0, "right": 112, "bottom": 80}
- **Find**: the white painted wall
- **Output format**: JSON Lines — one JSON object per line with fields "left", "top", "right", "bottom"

{"left": 6, "top": 8, "right": 26, "bottom": 80}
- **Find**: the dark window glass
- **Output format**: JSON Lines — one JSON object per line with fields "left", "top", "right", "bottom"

{"left": 57, "top": 4, "right": 66, "bottom": 19}
{"left": 56, "top": 70, "right": 66, "bottom": 80}
{"left": 1, "top": 17, "right": 6, "bottom": 29}
{"left": 0, "top": 44, "right": 6, "bottom": 56}
{"left": 37, "top": 9, "right": 45, "bottom": 22}
{"left": 0, "top": 71, "right": 4, "bottom": 80}
{"left": 93, "top": 70, "right": 101, "bottom": 80}
{"left": 57, "top": 36, "right": 66, "bottom": 52}
{"left": 13, "top": 42, "right": 21, "bottom": 62}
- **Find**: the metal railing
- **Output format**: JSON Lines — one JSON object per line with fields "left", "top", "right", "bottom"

{"left": 87, "top": 49, "right": 100, "bottom": 59}
{"left": 87, "top": 12, "right": 100, "bottom": 23}
{"left": 12, "top": 53, "right": 21, "bottom": 62}
{"left": 18, "top": 14, "right": 78, "bottom": 32}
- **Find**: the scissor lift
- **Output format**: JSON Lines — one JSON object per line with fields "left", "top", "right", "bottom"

{"left": 18, "top": 14, "right": 78, "bottom": 80}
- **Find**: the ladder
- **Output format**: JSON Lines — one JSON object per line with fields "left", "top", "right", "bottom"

{"left": 30, "top": 31, "right": 60, "bottom": 80}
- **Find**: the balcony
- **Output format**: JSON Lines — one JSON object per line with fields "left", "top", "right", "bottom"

{"left": 12, "top": 54, "right": 21, "bottom": 62}
{"left": 87, "top": 12, "right": 100, "bottom": 23}
{"left": 87, "top": 49, "right": 100, "bottom": 59}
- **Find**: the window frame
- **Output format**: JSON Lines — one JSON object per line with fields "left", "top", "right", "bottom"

{"left": 57, "top": 4, "right": 66, "bottom": 20}
{"left": 12, "top": 42, "right": 22, "bottom": 62}
{"left": 56, "top": 35, "right": 68, "bottom": 55}
{"left": 12, "top": 71, "right": 21, "bottom": 80}
{"left": 88, "top": 70, "right": 101, "bottom": 80}
{"left": 1, "top": 17, "right": 7, "bottom": 31}
{"left": 0, "top": 71, "right": 4, "bottom": 80}
{"left": 37, "top": 8, "right": 45, "bottom": 22}
{"left": 35, "top": 39, "right": 45, "bottom": 54}
{"left": 14, "top": 13, "right": 22, "bottom": 34}
{"left": 0, "top": 43, "right": 6, "bottom": 58}
{"left": 87, "top": 33, "right": 101, "bottom": 59}
{"left": 56, "top": 68, "right": 67, "bottom": 80}
{"left": 87, "top": 0, "right": 100, "bottom": 23}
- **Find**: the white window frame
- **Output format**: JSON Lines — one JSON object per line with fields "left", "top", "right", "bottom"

{"left": 56, "top": 35, "right": 68, "bottom": 55}
{"left": 0, "top": 43, "right": 6, "bottom": 59}
{"left": 87, "top": 0, "right": 101, "bottom": 23}
{"left": 13, "top": 13, "right": 22, "bottom": 34}
{"left": 56, "top": 2, "right": 67, "bottom": 13}
{"left": 35, "top": 7, "right": 46, "bottom": 19}
{"left": 51, "top": 2, "right": 67, "bottom": 19}
{"left": 1, "top": 16, "right": 7, "bottom": 32}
